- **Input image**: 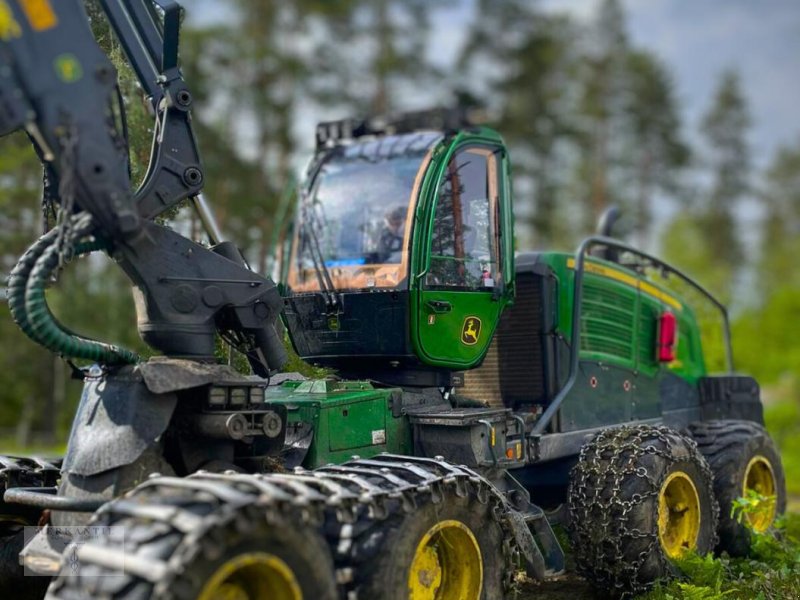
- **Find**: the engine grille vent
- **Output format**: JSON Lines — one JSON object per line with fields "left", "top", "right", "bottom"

{"left": 580, "top": 278, "right": 636, "bottom": 362}
{"left": 461, "top": 273, "right": 546, "bottom": 408}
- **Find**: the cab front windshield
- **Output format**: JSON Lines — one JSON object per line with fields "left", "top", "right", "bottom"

{"left": 289, "top": 133, "right": 440, "bottom": 292}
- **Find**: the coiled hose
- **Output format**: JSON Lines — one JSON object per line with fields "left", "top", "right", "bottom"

{"left": 7, "top": 230, "right": 139, "bottom": 365}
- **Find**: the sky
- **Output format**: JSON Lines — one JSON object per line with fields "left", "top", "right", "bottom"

{"left": 188, "top": 0, "right": 799, "bottom": 171}
{"left": 429, "top": 0, "right": 800, "bottom": 171}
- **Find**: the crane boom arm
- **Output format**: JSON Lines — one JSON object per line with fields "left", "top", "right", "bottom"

{"left": 0, "top": 0, "right": 287, "bottom": 374}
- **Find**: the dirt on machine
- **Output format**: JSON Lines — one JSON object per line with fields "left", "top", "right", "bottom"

{"left": 0, "top": 1, "right": 787, "bottom": 599}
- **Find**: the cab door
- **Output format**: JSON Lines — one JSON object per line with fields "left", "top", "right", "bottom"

{"left": 413, "top": 144, "right": 511, "bottom": 369}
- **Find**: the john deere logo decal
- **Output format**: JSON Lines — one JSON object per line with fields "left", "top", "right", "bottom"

{"left": 461, "top": 316, "right": 481, "bottom": 346}
{"left": 54, "top": 54, "right": 83, "bottom": 83}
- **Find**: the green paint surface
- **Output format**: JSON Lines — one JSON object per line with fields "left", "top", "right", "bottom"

{"left": 266, "top": 379, "right": 412, "bottom": 469}
{"left": 409, "top": 127, "right": 515, "bottom": 370}
{"left": 536, "top": 251, "right": 706, "bottom": 384}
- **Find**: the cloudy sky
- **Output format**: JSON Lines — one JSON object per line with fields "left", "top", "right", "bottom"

{"left": 188, "top": 0, "right": 799, "bottom": 170}
{"left": 428, "top": 0, "right": 799, "bottom": 169}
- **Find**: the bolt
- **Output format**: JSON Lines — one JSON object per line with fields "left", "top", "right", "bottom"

{"left": 175, "top": 89, "right": 192, "bottom": 107}
{"left": 182, "top": 166, "right": 203, "bottom": 187}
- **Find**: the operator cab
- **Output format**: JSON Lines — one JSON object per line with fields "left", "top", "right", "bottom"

{"left": 282, "top": 112, "right": 515, "bottom": 385}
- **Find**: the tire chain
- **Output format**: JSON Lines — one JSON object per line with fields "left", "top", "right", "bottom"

{"left": 567, "top": 425, "right": 719, "bottom": 598}
{"left": 46, "top": 454, "right": 520, "bottom": 600}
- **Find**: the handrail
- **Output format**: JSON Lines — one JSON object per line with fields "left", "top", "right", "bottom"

{"left": 531, "top": 235, "right": 734, "bottom": 435}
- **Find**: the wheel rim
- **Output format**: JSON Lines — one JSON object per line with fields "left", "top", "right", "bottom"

{"left": 197, "top": 552, "right": 302, "bottom": 600}
{"left": 658, "top": 471, "right": 701, "bottom": 558}
{"left": 743, "top": 455, "right": 777, "bottom": 532}
{"left": 408, "top": 519, "right": 483, "bottom": 600}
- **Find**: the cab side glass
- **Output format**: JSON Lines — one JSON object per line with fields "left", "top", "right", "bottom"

{"left": 425, "top": 147, "right": 499, "bottom": 290}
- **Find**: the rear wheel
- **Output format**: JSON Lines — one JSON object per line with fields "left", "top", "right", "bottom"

{"left": 568, "top": 425, "right": 718, "bottom": 597}
{"left": 689, "top": 419, "right": 786, "bottom": 556}
{"left": 354, "top": 490, "right": 504, "bottom": 600}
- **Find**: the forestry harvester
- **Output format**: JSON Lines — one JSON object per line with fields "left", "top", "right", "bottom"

{"left": 0, "top": 1, "right": 786, "bottom": 599}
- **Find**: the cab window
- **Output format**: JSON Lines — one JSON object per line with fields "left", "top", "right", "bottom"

{"left": 425, "top": 147, "right": 499, "bottom": 290}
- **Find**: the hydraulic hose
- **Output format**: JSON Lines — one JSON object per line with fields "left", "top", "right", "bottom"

{"left": 9, "top": 231, "right": 105, "bottom": 343}
{"left": 24, "top": 238, "right": 139, "bottom": 364}
{"left": 7, "top": 228, "right": 59, "bottom": 344}
{"left": 8, "top": 229, "right": 139, "bottom": 365}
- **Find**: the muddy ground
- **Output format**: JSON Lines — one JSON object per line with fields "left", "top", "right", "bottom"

{"left": 518, "top": 574, "right": 601, "bottom": 599}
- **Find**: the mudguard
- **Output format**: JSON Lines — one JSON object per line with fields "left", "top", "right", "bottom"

{"left": 61, "top": 365, "right": 177, "bottom": 477}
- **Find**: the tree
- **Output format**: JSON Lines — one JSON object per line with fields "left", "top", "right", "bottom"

{"left": 758, "top": 139, "right": 800, "bottom": 292}
{"left": 574, "top": 0, "right": 631, "bottom": 231}
{"left": 178, "top": 2, "right": 320, "bottom": 272}
{"left": 457, "top": 0, "right": 580, "bottom": 248}
{"left": 661, "top": 70, "right": 751, "bottom": 304}
{"left": 625, "top": 50, "right": 689, "bottom": 244}
{"left": 308, "top": 0, "right": 444, "bottom": 115}
{"left": 699, "top": 70, "right": 751, "bottom": 271}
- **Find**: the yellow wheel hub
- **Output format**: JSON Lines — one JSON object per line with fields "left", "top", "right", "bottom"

{"left": 197, "top": 552, "right": 301, "bottom": 600}
{"left": 658, "top": 471, "right": 701, "bottom": 558}
{"left": 743, "top": 455, "right": 777, "bottom": 532}
{"left": 408, "top": 519, "right": 483, "bottom": 600}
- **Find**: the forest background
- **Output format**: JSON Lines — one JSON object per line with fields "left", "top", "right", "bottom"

{"left": 0, "top": 0, "right": 798, "bottom": 476}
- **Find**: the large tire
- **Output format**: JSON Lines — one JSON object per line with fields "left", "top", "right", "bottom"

{"left": 568, "top": 425, "right": 719, "bottom": 597}
{"left": 688, "top": 419, "right": 787, "bottom": 556}
{"left": 352, "top": 489, "right": 505, "bottom": 600}
{"left": 0, "top": 456, "right": 60, "bottom": 600}
{"left": 0, "top": 525, "right": 49, "bottom": 600}
{"left": 45, "top": 476, "right": 337, "bottom": 600}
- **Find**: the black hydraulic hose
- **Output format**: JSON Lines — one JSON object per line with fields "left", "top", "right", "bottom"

{"left": 24, "top": 239, "right": 139, "bottom": 364}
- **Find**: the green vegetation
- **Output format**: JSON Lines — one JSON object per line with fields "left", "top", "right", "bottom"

{"left": 636, "top": 513, "right": 800, "bottom": 600}
{"left": 765, "top": 398, "right": 800, "bottom": 499}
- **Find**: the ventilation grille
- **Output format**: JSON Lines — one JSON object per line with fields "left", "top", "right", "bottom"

{"left": 461, "top": 273, "right": 545, "bottom": 408}
{"left": 638, "top": 301, "right": 658, "bottom": 367}
{"left": 580, "top": 279, "right": 636, "bottom": 362}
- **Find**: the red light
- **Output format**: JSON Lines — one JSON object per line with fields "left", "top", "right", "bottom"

{"left": 658, "top": 311, "right": 678, "bottom": 363}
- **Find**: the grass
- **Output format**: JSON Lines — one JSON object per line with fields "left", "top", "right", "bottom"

{"left": 0, "top": 439, "right": 65, "bottom": 456}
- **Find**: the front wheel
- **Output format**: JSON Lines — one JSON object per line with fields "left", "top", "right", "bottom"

{"left": 568, "top": 425, "right": 718, "bottom": 597}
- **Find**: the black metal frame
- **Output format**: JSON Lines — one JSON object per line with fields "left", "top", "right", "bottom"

{"left": 532, "top": 235, "right": 734, "bottom": 435}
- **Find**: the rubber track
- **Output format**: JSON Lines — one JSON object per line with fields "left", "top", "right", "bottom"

{"left": 45, "top": 454, "right": 519, "bottom": 600}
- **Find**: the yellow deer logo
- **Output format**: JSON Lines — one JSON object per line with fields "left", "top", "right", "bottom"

{"left": 461, "top": 316, "right": 481, "bottom": 346}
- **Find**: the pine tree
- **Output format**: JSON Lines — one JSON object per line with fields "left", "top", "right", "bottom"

{"left": 661, "top": 69, "right": 751, "bottom": 304}
{"left": 699, "top": 70, "right": 750, "bottom": 269}
{"left": 759, "top": 139, "right": 800, "bottom": 292}
{"left": 308, "top": 0, "right": 444, "bottom": 115}
{"left": 457, "top": 0, "right": 581, "bottom": 248}
{"left": 575, "top": 0, "right": 631, "bottom": 231}
{"left": 625, "top": 50, "right": 689, "bottom": 245}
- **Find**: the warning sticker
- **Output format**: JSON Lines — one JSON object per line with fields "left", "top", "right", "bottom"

{"left": 371, "top": 429, "right": 386, "bottom": 445}
{"left": 19, "top": 0, "right": 57, "bottom": 32}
